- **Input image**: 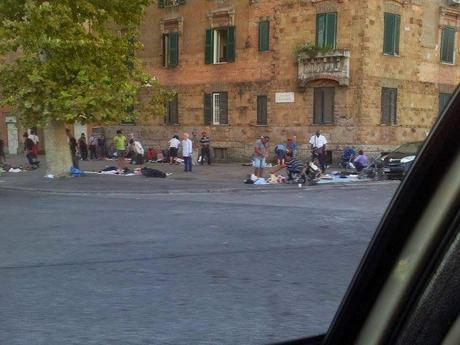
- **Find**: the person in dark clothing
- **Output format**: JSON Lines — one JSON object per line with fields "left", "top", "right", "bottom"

{"left": 97, "top": 135, "right": 106, "bottom": 158}
{"left": 199, "top": 131, "right": 211, "bottom": 165}
{"left": 23, "top": 132, "right": 39, "bottom": 167}
{"left": 88, "top": 135, "right": 98, "bottom": 160}
{"left": 66, "top": 129, "right": 79, "bottom": 169}
{"left": 78, "top": 133, "right": 88, "bottom": 160}
{"left": 0, "top": 138, "right": 6, "bottom": 164}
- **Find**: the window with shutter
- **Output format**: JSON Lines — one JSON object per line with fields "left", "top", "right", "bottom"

{"left": 258, "top": 21, "right": 269, "bottom": 52}
{"left": 384, "top": 13, "right": 400, "bottom": 55}
{"left": 313, "top": 88, "right": 335, "bottom": 124}
{"left": 381, "top": 88, "right": 397, "bottom": 125}
{"left": 439, "top": 93, "right": 452, "bottom": 114}
{"left": 257, "top": 96, "right": 268, "bottom": 125}
{"left": 205, "top": 92, "right": 229, "bottom": 125}
{"left": 316, "top": 13, "right": 337, "bottom": 49}
{"left": 206, "top": 27, "right": 235, "bottom": 64}
{"left": 169, "top": 32, "right": 179, "bottom": 66}
{"left": 162, "top": 33, "right": 179, "bottom": 67}
{"left": 441, "top": 27, "right": 456, "bottom": 64}
{"left": 166, "top": 94, "right": 179, "bottom": 125}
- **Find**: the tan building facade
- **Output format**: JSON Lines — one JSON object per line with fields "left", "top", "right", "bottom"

{"left": 12, "top": 0, "right": 455, "bottom": 161}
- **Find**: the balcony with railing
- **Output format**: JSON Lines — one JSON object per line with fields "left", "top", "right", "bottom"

{"left": 297, "top": 49, "right": 351, "bottom": 88}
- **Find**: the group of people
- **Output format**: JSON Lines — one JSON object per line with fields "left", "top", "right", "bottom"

{"left": 109, "top": 129, "right": 213, "bottom": 173}
{"left": 253, "top": 131, "right": 328, "bottom": 178}
{"left": 65, "top": 130, "right": 108, "bottom": 169}
{"left": 253, "top": 130, "right": 370, "bottom": 181}
{"left": 168, "top": 131, "right": 212, "bottom": 171}
{"left": 76, "top": 133, "right": 106, "bottom": 161}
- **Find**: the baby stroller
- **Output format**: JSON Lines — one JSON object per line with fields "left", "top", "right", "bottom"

{"left": 341, "top": 147, "right": 356, "bottom": 170}
{"left": 290, "top": 159, "right": 322, "bottom": 186}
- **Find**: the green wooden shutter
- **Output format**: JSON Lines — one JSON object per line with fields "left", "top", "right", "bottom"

{"left": 257, "top": 95, "right": 268, "bottom": 125}
{"left": 162, "top": 34, "right": 167, "bottom": 67}
{"left": 158, "top": 0, "right": 165, "bottom": 8}
{"left": 325, "top": 13, "right": 337, "bottom": 48}
{"left": 313, "top": 88, "right": 322, "bottom": 124}
{"left": 394, "top": 14, "right": 400, "bottom": 55}
{"left": 381, "top": 88, "right": 397, "bottom": 124}
{"left": 204, "top": 94, "right": 212, "bottom": 124}
{"left": 384, "top": 13, "right": 395, "bottom": 54}
{"left": 168, "top": 94, "right": 178, "bottom": 124}
{"left": 439, "top": 93, "right": 452, "bottom": 114}
{"left": 169, "top": 32, "right": 179, "bottom": 66}
{"left": 258, "top": 21, "right": 269, "bottom": 52}
{"left": 384, "top": 13, "right": 400, "bottom": 55}
{"left": 219, "top": 92, "right": 228, "bottom": 124}
{"left": 323, "top": 88, "right": 335, "bottom": 123}
{"left": 227, "top": 26, "right": 235, "bottom": 62}
{"left": 205, "top": 29, "right": 214, "bottom": 64}
{"left": 316, "top": 14, "right": 326, "bottom": 48}
{"left": 441, "top": 27, "right": 455, "bottom": 63}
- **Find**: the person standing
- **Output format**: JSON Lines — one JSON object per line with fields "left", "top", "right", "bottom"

{"left": 23, "top": 132, "right": 39, "bottom": 168}
{"left": 78, "top": 133, "right": 88, "bottom": 161}
{"left": 66, "top": 129, "right": 79, "bottom": 169}
{"left": 287, "top": 137, "right": 297, "bottom": 157}
{"left": 129, "top": 138, "right": 145, "bottom": 166}
{"left": 182, "top": 132, "right": 193, "bottom": 172}
{"left": 309, "top": 130, "right": 327, "bottom": 173}
{"left": 199, "top": 131, "right": 211, "bottom": 165}
{"left": 168, "top": 135, "right": 180, "bottom": 164}
{"left": 89, "top": 134, "right": 98, "bottom": 160}
{"left": 29, "top": 129, "right": 39, "bottom": 156}
{"left": 113, "top": 129, "right": 127, "bottom": 171}
{"left": 97, "top": 134, "right": 106, "bottom": 159}
{"left": 253, "top": 136, "right": 269, "bottom": 178}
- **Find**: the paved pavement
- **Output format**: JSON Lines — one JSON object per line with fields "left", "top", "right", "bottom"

{"left": 0, "top": 155, "right": 397, "bottom": 195}
{"left": 0, "top": 183, "right": 398, "bottom": 345}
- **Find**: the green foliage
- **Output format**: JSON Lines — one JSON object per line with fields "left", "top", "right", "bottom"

{"left": 294, "top": 41, "right": 334, "bottom": 58}
{"left": 0, "top": 0, "right": 172, "bottom": 127}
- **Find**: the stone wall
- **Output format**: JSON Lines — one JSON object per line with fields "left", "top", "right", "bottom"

{"left": 104, "top": 0, "right": 457, "bottom": 162}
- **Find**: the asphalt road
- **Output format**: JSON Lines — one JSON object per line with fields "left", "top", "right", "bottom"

{"left": 0, "top": 184, "right": 398, "bottom": 345}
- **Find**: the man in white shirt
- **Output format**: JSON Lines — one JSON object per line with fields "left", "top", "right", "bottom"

{"left": 168, "top": 135, "right": 181, "bottom": 164}
{"left": 182, "top": 132, "right": 193, "bottom": 172}
{"left": 309, "top": 130, "right": 327, "bottom": 172}
{"left": 129, "top": 138, "right": 145, "bottom": 166}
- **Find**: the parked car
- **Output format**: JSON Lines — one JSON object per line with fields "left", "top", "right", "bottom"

{"left": 380, "top": 141, "right": 424, "bottom": 179}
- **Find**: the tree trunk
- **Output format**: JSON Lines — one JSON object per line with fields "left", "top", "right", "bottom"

{"left": 43, "top": 120, "right": 72, "bottom": 177}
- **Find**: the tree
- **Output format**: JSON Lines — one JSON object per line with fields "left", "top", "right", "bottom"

{"left": 0, "top": 0, "right": 172, "bottom": 175}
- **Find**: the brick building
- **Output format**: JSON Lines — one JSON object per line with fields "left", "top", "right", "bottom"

{"left": 4, "top": 0, "right": 459, "bottom": 161}
{"left": 121, "top": 0, "right": 460, "bottom": 161}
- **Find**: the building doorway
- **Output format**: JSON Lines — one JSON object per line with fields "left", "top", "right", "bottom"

{"left": 6, "top": 118, "right": 18, "bottom": 155}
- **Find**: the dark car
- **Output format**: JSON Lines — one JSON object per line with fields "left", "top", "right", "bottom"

{"left": 380, "top": 141, "right": 423, "bottom": 179}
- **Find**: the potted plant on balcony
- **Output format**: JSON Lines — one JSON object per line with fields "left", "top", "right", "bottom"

{"left": 294, "top": 41, "right": 335, "bottom": 59}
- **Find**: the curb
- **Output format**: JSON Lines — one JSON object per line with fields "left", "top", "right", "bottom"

{"left": 0, "top": 179, "right": 399, "bottom": 197}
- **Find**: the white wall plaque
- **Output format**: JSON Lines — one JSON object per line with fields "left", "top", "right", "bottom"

{"left": 5, "top": 115, "right": 17, "bottom": 123}
{"left": 275, "top": 92, "right": 295, "bottom": 103}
